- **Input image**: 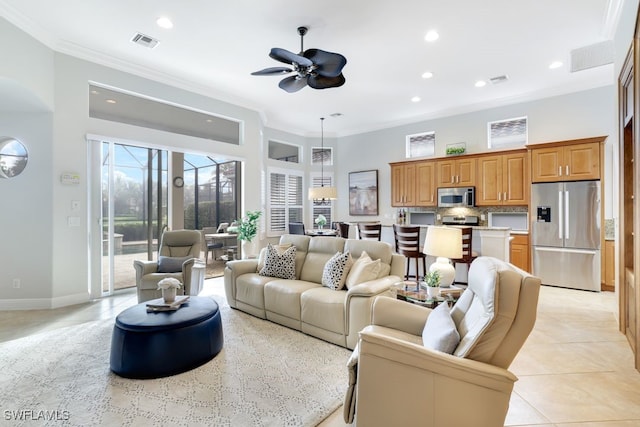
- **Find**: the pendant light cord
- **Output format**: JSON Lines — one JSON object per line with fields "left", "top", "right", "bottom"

{"left": 320, "top": 117, "right": 325, "bottom": 187}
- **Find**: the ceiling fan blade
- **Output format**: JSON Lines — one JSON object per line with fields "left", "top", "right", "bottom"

{"left": 251, "top": 67, "right": 293, "bottom": 76}
{"left": 308, "top": 74, "right": 346, "bottom": 90}
{"left": 270, "top": 48, "right": 313, "bottom": 67}
{"left": 303, "top": 49, "right": 347, "bottom": 78}
{"left": 278, "top": 75, "right": 308, "bottom": 93}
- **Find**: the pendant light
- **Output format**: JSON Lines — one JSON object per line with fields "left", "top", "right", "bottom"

{"left": 308, "top": 117, "right": 337, "bottom": 204}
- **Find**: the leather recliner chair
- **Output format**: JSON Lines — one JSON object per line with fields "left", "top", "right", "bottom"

{"left": 133, "top": 229, "right": 203, "bottom": 303}
{"left": 345, "top": 256, "right": 541, "bottom": 427}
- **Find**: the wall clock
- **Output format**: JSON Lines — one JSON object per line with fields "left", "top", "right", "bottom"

{"left": 173, "top": 176, "right": 184, "bottom": 188}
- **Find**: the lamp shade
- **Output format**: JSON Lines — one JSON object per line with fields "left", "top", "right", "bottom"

{"left": 308, "top": 186, "right": 337, "bottom": 200}
{"left": 423, "top": 226, "right": 463, "bottom": 259}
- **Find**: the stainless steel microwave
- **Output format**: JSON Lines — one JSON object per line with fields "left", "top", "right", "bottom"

{"left": 437, "top": 187, "right": 475, "bottom": 207}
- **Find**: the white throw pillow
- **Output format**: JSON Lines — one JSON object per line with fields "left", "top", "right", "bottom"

{"left": 258, "top": 244, "right": 296, "bottom": 279}
{"left": 345, "top": 251, "right": 381, "bottom": 289}
{"left": 321, "top": 251, "right": 353, "bottom": 290}
{"left": 422, "top": 302, "right": 461, "bottom": 354}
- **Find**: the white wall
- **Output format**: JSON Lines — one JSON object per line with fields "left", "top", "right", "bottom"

{"left": 335, "top": 86, "right": 616, "bottom": 224}
{"left": 0, "top": 20, "right": 266, "bottom": 307}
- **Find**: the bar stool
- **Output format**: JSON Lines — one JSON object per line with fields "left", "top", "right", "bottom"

{"left": 450, "top": 227, "right": 478, "bottom": 284}
{"left": 393, "top": 224, "right": 427, "bottom": 280}
{"left": 357, "top": 223, "right": 382, "bottom": 241}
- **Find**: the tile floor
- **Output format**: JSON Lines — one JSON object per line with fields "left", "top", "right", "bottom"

{"left": 1, "top": 279, "right": 639, "bottom": 426}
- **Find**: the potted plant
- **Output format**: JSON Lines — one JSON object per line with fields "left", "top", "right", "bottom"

{"left": 157, "top": 277, "right": 182, "bottom": 303}
{"left": 424, "top": 270, "right": 441, "bottom": 299}
{"left": 236, "top": 210, "right": 262, "bottom": 258}
{"left": 315, "top": 214, "right": 327, "bottom": 230}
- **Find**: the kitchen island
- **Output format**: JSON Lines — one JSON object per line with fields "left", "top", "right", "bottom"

{"left": 358, "top": 223, "right": 512, "bottom": 282}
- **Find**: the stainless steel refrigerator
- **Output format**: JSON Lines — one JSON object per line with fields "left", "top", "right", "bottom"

{"left": 531, "top": 180, "right": 601, "bottom": 291}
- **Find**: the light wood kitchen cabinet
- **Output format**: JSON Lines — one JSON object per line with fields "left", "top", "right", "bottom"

{"left": 415, "top": 161, "right": 437, "bottom": 206}
{"left": 604, "top": 239, "right": 615, "bottom": 291}
{"left": 390, "top": 162, "right": 416, "bottom": 206}
{"left": 510, "top": 233, "right": 530, "bottom": 272}
{"left": 530, "top": 137, "right": 604, "bottom": 182}
{"left": 477, "top": 151, "right": 528, "bottom": 206}
{"left": 391, "top": 160, "right": 436, "bottom": 207}
{"left": 436, "top": 157, "right": 476, "bottom": 187}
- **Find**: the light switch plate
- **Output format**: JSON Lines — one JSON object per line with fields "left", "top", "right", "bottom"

{"left": 68, "top": 216, "right": 81, "bottom": 227}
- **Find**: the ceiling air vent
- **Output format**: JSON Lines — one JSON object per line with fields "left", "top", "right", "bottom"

{"left": 131, "top": 32, "right": 159, "bottom": 49}
{"left": 489, "top": 75, "right": 509, "bottom": 85}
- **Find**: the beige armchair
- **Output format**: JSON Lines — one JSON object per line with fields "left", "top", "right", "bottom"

{"left": 133, "top": 229, "right": 203, "bottom": 303}
{"left": 345, "top": 256, "right": 541, "bottom": 427}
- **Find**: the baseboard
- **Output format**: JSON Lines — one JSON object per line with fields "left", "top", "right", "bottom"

{"left": 0, "top": 292, "right": 90, "bottom": 310}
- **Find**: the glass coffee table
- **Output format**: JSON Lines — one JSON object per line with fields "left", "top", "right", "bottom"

{"left": 395, "top": 282, "right": 464, "bottom": 308}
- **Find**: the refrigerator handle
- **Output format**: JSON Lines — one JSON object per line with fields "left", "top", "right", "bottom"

{"left": 565, "top": 190, "right": 570, "bottom": 239}
{"left": 558, "top": 190, "right": 563, "bottom": 240}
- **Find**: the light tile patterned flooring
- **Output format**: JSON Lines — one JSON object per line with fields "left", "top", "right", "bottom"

{"left": 1, "top": 280, "right": 639, "bottom": 426}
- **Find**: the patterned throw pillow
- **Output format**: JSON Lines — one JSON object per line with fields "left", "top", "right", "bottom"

{"left": 321, "top": 251, "right": 353, "bottom": 290}
{"left": 259, "top": 244, "right": 297, "bottom": 279}
{"left": 256, "top": 243, "right": 293, "bottom": 272}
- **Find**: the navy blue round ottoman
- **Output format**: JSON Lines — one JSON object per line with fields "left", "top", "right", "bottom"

{"left": 110, "top": 296, "right": 223, "bottom": 379}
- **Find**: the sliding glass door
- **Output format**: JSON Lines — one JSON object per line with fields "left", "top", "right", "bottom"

{"left": 100, "top": 142, "right": 168, "bottom": 295}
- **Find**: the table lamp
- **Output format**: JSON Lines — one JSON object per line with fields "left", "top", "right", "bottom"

{"left": 423, "top": 226, "right": 463, "bottom": 288}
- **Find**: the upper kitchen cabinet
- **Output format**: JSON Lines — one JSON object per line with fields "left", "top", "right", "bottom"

{"left": 477, "top": 150, "right": 529, "bottom": 206}
{"left": 390, "top": 162, "right": 416, "bottom": 206}
{"left": 436, "top": 157, "right": 476, "bottom": 187}
{"left": 415, "top": 161, "right": 437, "bottom": 206}
{"left": 529, "top": 136, "right": 606, "bottom": 182}
{"left": 390, "top": 160, "right": 437, "bottom": 207}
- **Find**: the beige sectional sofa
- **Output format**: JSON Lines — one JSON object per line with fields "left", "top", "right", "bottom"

{"left": 224, "top": 234, "right": 404, "bottom": 349}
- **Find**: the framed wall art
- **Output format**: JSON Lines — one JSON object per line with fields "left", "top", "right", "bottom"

{"left": 349, "top": 170, "right": 378, "bottom": 215}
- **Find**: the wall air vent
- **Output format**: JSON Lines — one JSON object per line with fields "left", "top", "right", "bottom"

{"left": 570, "top": 40, "right": 613, "bottom": 72}
{"left": 131, "top": 32, "right": 159, "bottom": 49}
{"left": 489, "top": 75, "right": 509, "bottom": 84}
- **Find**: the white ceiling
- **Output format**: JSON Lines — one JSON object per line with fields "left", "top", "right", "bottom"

{"left": 0, "top": 0, "right": 621, "bottom": 136}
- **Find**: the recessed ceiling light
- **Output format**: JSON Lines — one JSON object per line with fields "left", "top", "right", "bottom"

{"left": 206, "top": 119, "right": 213, "bottom": 123}
{"left": 475, "top": 80, "right": 487, "bottom": 88}
{"left": 106, "top": 99, "right": 117, "bottom": 104}
{"left": 156, "top": 17, "right": 173, "bottom": 29}
{"left": 549, "top": 61, "right": 563, "bottom": 69}
{"left": 330, "top": 113, "right": 343, "bottom": 118}
{"left": 90, "top": 90, "right": 100, "bottom": 95}
{"left": 411, "top": 96, "right": 421, "bottom": 103}
{"left": 422, "top": 71, "right": 434, "bottom": 79}
{"left": 425, "top": 30, "right": 439, "bottom": 42}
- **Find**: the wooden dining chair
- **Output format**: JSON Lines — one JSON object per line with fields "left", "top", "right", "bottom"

{"left": 357, "top": 223, "right": 382, "bottom": 241}
{"left": 393, "top": 224, "right": 426, "bottom": 280}
{"left": 450, "top": 227, "right": 478, "bottom": 284}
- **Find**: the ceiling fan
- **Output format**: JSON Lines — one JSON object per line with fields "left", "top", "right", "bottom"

{"left": 251, "top": 26, "right": 347, "bottom": 93}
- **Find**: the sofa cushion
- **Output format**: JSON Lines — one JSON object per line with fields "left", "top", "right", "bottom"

{"left": 279, "top": 235, "right": 311, "bottom": 279}
{"left": 343, "top": 239, "right": 393, "bottom": 265}
{"left": 322, "top": 251, "right": 353, "bottom": 290}
{"left": 265, "top": 279, "right": 319, "bottom": 321}
{"left": 301, "top": 287, "right": 347, "bottom": 334}
{"left": 345, "top": 251, "right": 381, "bottom": 289}
{"left": 257, "top": 243, "right": 292, "bottom": 272}
{"left": 259, "top": 244, "right": 296, "bottom": 279}
{"left": 300, "top": 237, "right": 346, "bottom": 283}
{"left": 422, "top": 302, "right": 460, "bottom": 354}
{"left": 157, "top": 256, "right": 190, "bottom": 273}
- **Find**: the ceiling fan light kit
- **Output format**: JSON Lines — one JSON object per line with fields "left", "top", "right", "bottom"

{"left": 252, "top": 26, "right": 347, "bottom": 93}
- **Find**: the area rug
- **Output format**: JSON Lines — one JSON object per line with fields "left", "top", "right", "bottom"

{"left": 205, "top": 260, "right": 226, "bottom": 279}
{"left": 0, "top": 296, "right": 351, "bottom": 426}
